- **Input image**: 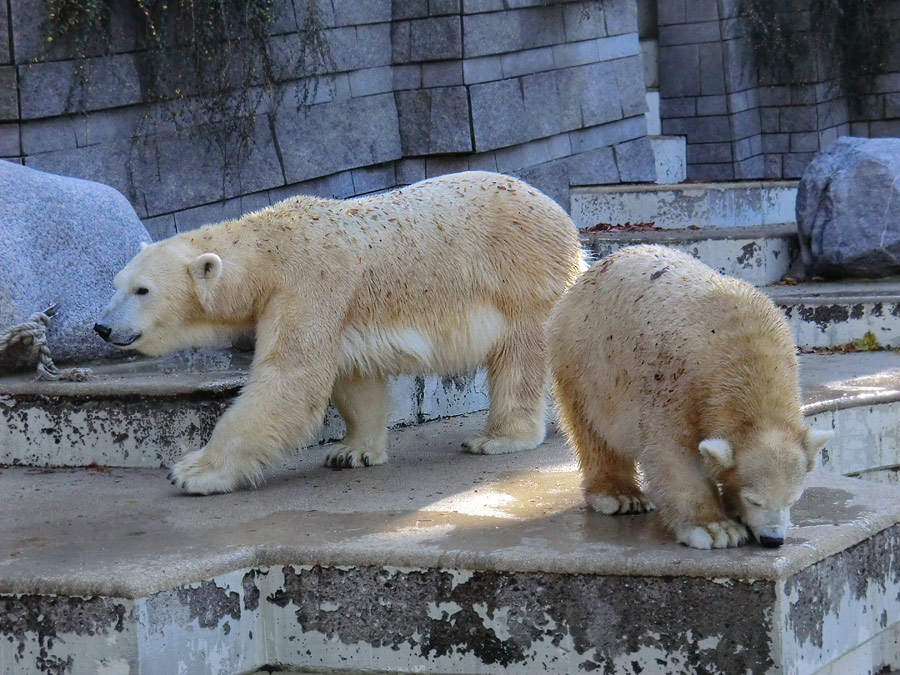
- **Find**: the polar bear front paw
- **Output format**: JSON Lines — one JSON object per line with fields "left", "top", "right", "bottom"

{"left": 168, "top": 449, "right": 253, "bottom": 495}
{"left": 324, "top": 444, "right": 388, "bottom": 469}
{"left": 586, "top": 492, "right": 656, "bottom": 515}
{"left": 462, "top": 434, "right": 541, "bottom": 455}
{"left": 676, "top": 520, "right": 749, "bottom": 549}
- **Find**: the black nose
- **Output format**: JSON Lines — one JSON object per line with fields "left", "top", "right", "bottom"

{"left": 759, "top": 535, "right": 784, "bottom": 548}
{"left": 93, "top": 323, "right": 112, "bottom": 341}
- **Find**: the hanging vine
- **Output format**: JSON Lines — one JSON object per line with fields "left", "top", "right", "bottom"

{"left": 42, "top": 0, "right": 334, "bottom": 186}
{"left": 741, "top": 0, "right": 891, "bottom": 112}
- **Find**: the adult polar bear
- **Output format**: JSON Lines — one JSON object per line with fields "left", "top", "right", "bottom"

{"left": 96, "top": 171, "right": 583, "bottom": 494}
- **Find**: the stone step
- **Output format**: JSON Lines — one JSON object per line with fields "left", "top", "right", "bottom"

{"left": 581, "top": 223, "right": 798, "bottom": 286}
{"left": 0, "top": 350, "right": 488, "bottom": 469}
{"left": 570, "top": 180, "right": 798, "bottom": 230}
{"left": 2, "top": 412, "right": 899, "bottom": 675}
{"left": 764, "top": 278, "right": 900, "bottom": 350}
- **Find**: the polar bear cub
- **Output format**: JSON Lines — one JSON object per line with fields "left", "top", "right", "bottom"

{"left": 96, "top": 171, "right": 583, "bottom": 494}
{"left": 548, "top": 245, "right": 832, "bottom": 549}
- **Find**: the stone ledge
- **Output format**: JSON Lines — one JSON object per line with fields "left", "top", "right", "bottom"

{"left": 570, "top": 180, "right": 799, "bottom": 230}
{"left": 1, "top": 416, "right": 899, "bottom": 674}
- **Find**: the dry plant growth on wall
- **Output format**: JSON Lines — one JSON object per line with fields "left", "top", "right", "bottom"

{"left": 741, "top": 0, "right": 891, "bottom": 111}
{"left": 42, "top": 0, "right": 334, "bottom": 188}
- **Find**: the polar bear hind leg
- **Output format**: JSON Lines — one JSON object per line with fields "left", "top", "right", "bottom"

{"left": 326, "top": 373, "right": 390, "bottom": 468}
{"left": 463, "top": 318, "right": 547, "bottom": 455}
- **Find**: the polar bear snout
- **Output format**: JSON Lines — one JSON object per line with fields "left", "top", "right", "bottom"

{"left": 95, "top": 299, "right": 143, "bottom": 349}
{"left": 758, "top": 533, "right": 785, "bottom": 548}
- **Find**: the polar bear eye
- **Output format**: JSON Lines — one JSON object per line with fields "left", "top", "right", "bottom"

{"left": 135, "top": 287, "right": 149, "bottom": 296}
{"left": 743, "top": 494, "right": 763, "bottom": 507}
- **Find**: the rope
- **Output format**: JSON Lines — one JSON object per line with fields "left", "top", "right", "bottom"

{"left": 0, "top": 305, "right": 92, "bottom": 382}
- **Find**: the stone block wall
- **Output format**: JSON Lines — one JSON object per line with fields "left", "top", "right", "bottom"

{"left": 657, "top": 0, "right": 900, "bottom": 181}
{"left": 0, "top": 0, "right": 654, "bottom": 239}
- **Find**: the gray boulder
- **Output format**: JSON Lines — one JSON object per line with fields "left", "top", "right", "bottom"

{"left": 0, "top": 160, "right": 151, "bottom": 369}
{"left": 797, "top": 136, "right": 900, "bottom": 278}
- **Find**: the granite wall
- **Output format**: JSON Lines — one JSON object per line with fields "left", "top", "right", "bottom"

{"left": 0, "top": 0, "right": 655, "bottom": 239}
{"left": 657, "top": 0, "right": 900, "bottom": 181}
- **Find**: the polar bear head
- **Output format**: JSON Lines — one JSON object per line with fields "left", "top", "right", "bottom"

{"left": 700, "top": 426, "right": 833, "bottom": 548}
{"left": 95, "top": 239, "right": 252, "bottom": 356}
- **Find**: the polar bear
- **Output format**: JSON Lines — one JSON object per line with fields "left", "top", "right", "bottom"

{"left": 96, "top": 171, "right": 583, "bottom": 494}
{"left": 548, "top": 245, "right": 833, "bottom": 549}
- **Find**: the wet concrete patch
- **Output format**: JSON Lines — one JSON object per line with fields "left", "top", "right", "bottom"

{"left": 791, "top": 487, "right": 870, "bottom": 526}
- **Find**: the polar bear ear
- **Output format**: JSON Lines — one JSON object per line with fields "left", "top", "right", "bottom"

{"left": 140, "top": 241, "right": 149, "bottom": 251}
{"left": 803, "top": 428, "right": 834, "bottom": 471}
{"left": 189, "top": 252, "right": 223, "bottom": 283}
{"left": 699, "top": 438, "right": 734, "bottom": 469}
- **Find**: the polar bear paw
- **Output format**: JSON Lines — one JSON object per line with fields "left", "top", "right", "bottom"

{"left": 676, "top": 520, "right": 749, "bottom": 549}
{"left": 586, "top": 492, "right": 656, "bottom": 515}
{"left": 462, "top": 434, "right": 541, "bottom": 455}
{"left": 325, "top": 444, "right": 388, "bottom": 469}
{"left": 168, "top": 449, "right": 255, "bottom": 495}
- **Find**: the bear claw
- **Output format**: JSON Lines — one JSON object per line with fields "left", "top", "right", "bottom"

{"left": 324, "top": 444, "right": 387, "bottom": 470}
{"left": 677, "top": 520, "right": 749, "bottom": 549}
{"left": 586, "top": 492, "right": 656, "bottom": 515}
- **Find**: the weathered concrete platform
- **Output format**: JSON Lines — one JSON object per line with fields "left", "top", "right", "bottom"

{"left": 2, "top": 413, "right": 900, "bottom": 674}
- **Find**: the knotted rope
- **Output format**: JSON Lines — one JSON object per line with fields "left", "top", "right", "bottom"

{"left": 0, "top": 305, "right": 92, "bottom": 381}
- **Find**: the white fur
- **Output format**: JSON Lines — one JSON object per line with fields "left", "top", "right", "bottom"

{"left": 99, "top": 172, "right": 582, "bottom": 493}
{"left": 549, "top": 245, "right": 830, "bottom": 549}
{"left": 699, "top": 438, "right": 734, "bottom": 468}
{"left": 677, "top": 521, "right": 749, "bottom": 550}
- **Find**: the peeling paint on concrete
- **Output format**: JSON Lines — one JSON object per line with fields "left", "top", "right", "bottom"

{"left": 264, "top": 565, "right": 776, "bottom": 674}
{"left": 775, "top": 300, "right": 900, "bottom": 349}
{"left": 779, "top": 524, "right": 900, "bottom": 674}
{"left": 137, "top": 570, "right": 262, "bottom": 675}
{"left": 0, "top": 594, "right": 134, "bottom": 675}
{"left": 174, "top": 580, "right": 241, "bottom": 630}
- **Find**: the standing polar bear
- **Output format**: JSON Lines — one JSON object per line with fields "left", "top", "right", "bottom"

{"left": 548, "top": 245, "right": 833, "bottom": 549}
{"left": 96, "top": 171, "right": 583, "bottom": 494}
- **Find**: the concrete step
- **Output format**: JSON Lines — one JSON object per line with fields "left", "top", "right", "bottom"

{"left": 582, "top": 223, "right": 798, "bottom": 286}
{"left": 2, "top": 412, "right": 899, "bottom": 675}
{"left": 764, "top": 278, "right": 900, "bottom": 350}
{"left": 0, "top": 350, "right": 487, "bottom": 469}
{"left": 571, "top": 180, "right": 798, "bottom": 230}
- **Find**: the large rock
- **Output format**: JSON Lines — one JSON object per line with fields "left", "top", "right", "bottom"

{"left": 0, "top": 160, "right": 150, "bottom": 368}
{"left": 797, "top": 136, "right": 900, "bottom": 278}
